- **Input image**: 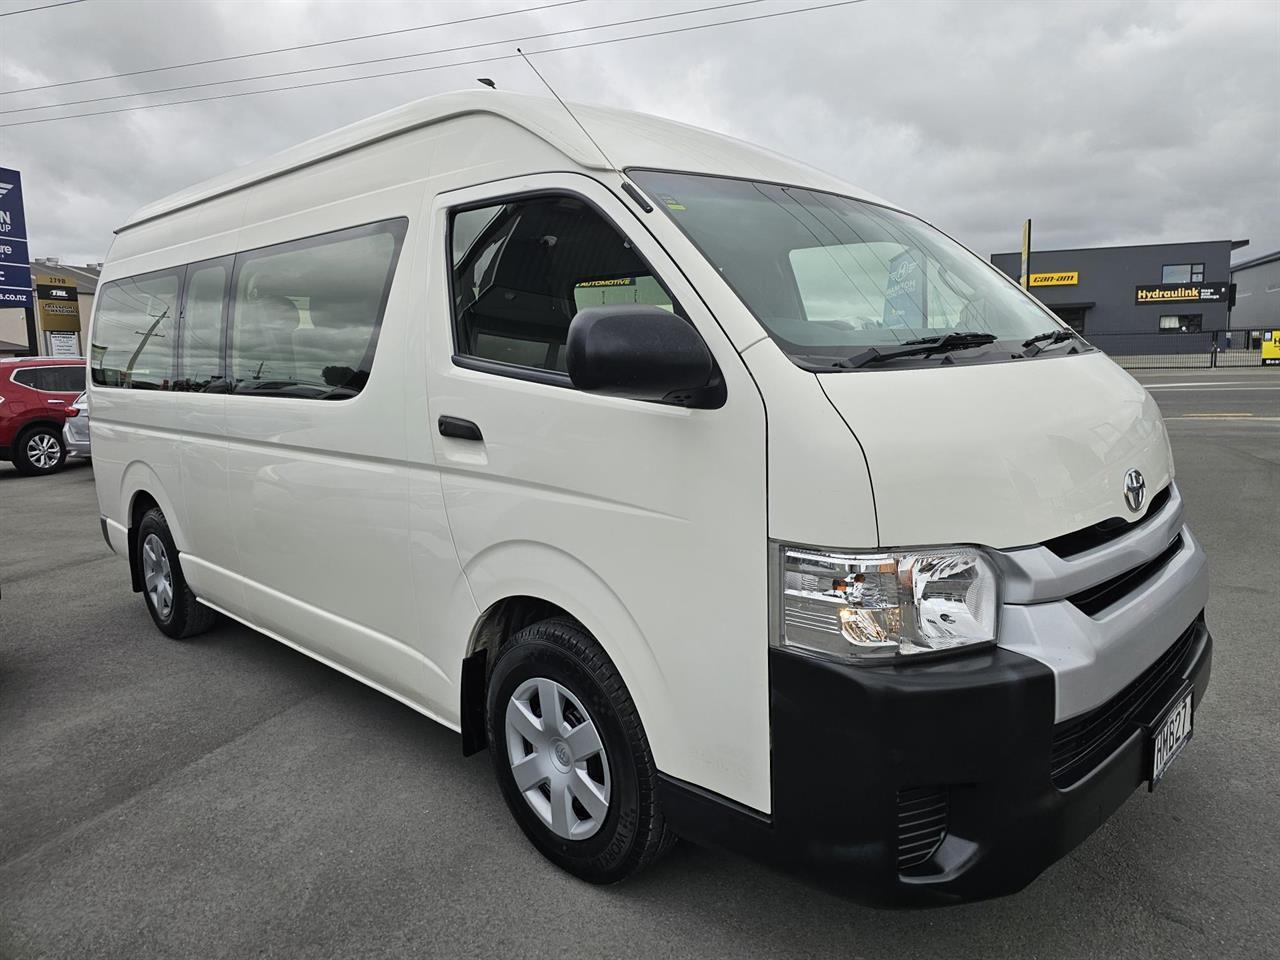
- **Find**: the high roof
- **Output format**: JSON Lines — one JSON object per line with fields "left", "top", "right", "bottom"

{"left": 121, "top": 90, "right": 890, "bottom": 232}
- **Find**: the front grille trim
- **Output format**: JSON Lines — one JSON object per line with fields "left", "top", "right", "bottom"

{"left": 1067, "top": 533, "right": 1183, "bottom": 617}
{"left": 1044, "top": 485, "right": 1172, "bottom": 559}
{"left": 1049, "top": 620, "right": 1198, "bottom": 787}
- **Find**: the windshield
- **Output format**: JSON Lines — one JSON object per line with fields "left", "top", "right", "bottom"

{"left": 631, "top": 171, "right": 1077, "bottom": 369}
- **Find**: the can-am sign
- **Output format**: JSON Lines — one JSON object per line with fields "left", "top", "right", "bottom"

{"left": 1135, "top": 283, "right": 1228, "bottom": 305}
{"left": 0, "top": 167, "right": 32, "bottom": 309}
{"left": 1029, "top": 272, "right": 1079, "bottom": 287}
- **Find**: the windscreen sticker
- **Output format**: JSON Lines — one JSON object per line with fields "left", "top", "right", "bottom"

{"left": 575, "top": 277, "right": 636, "bottom": 288}
{"left": 657, "top": 194, "right": 686, "bottom": 211}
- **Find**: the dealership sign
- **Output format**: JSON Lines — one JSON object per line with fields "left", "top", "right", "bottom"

{"left": 1135, "top": 283, "right": 1228, "bottom": 305}
{"left": 884, "top": 248, "right": 928, "bottom": 328}
{"left": 1029, "top": 272, "right": 1079, "bottom": 287}
{"left": 0, "top": 167, "right": 32, "bottom": 309}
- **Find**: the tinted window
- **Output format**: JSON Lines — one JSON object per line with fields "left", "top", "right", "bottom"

{"left": 91, "top": 270, "right": 182, "bottom": 389}
{"left": 1158, "top": 314, "right": 1202, "bottom": 333}
{"left": 11, "top": 368, "right": 39, "bottom": 388}
{"left": 178, "top": 259, "right": 229, "bottom": 391}
{"left": 228, "top": 219, "right": 406, "bottom": 399}
{"left": 41, "top": 365, "right": 86, "bottom": 392}
{"left": 450, "top": 196, "right": 678, "bottom": 374}
{"left": 1162, "top": 264, "right": 1192, "bottom": 284}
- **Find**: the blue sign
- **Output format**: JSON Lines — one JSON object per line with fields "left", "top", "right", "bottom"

{"left": 0, "top": 167, "right": 32, "bottom": 309}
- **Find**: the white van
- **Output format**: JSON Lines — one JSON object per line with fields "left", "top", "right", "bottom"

{"left": 87, "top": 91, "right": 1210, "bottom": 905}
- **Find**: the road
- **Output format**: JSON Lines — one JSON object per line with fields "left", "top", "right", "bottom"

{"left": 2, "top": 371, "right": 1277, "bottom": 960}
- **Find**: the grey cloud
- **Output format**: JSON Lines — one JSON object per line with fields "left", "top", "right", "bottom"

{"left": 0, "top": 0, "right": 1275, "bottom": 266}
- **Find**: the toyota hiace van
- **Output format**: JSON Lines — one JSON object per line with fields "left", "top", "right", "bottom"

{"left": 87, "top": 91, "right": 1210, "bottom": 905}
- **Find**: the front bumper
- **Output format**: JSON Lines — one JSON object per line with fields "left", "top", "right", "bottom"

{"left": 659, "top": 614, "right": 1211, "bottom": 907}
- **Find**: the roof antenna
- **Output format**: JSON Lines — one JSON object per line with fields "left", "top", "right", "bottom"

{"left": 477, "top": 78, "right": 496, "bottom": 89}
{"left": 516, "top": 46, "right": 616, "bottom": 173}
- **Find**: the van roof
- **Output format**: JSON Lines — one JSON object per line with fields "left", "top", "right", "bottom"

{"left": 121, "top": 90, "right": 891, "bottom": 232}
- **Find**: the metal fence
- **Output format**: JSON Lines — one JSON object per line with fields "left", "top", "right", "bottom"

{"left": 1088, "top": 329, "right": 1276, "bottom": 370}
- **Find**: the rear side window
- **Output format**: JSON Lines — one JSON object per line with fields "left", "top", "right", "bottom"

{"left": 228, "top": 218, "right": 407, "bottom": 399}
{"left": 91, "top": 270, "right": 182, "bottom": 389}
{"left": 449, "top": 195, "right": 679, "bottom": 375}
{"left": 11, "top": 368, "right": 39, "bottom": 388}
{"left": 40, "top": 365, "right": 86, "bottom": 392}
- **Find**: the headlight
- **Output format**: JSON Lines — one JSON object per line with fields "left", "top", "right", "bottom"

{"left": 775, "top": 544, "right": 998, "bottom": 663}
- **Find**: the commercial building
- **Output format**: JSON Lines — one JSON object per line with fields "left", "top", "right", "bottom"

{"left": 0, "top": 258, "right": 101, "bottom": 357}
{"left": 1229, "top": 248, "right": 1280, "bottom": 331}
{"left": 990, "top": 240, "right": 1247, "bottom": 351}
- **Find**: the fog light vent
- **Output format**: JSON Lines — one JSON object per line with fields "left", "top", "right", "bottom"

{"left": 897, "top": 786, "right": 948, "bottom": 871}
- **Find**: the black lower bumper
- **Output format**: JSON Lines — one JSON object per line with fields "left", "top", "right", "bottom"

{"left": 659, "top": 615, "right": 1212, "bottom": 907}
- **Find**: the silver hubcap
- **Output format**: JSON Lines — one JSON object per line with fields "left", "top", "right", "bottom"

{"left": 26, "top": 433, "right": 60, "bottom": 469}
{"left": 141, "top": 533, "right": 175, "bottom": 620}
{"left": 505, "top": 677, "right": 611, "bottom": 840}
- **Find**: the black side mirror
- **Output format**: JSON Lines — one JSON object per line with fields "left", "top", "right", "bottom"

{"left": 566, "top": 306, "right": 724, "bottom": 408}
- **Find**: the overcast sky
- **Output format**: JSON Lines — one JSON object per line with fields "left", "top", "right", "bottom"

{"left": 1, "top": 0, "right": 1276, "bottom": 268}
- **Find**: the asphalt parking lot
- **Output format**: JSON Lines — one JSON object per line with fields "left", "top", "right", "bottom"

{"left": 2, "top": 368, "right": 1278, "bottom": 960}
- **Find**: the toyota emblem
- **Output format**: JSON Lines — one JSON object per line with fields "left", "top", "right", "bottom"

{"left": 1123, "top": 468, "right": 1146, "bottom": 513}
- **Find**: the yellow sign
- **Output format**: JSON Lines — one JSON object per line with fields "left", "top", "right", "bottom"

{"left": 35, "top": 273, "right": 82, "bottom": 334}
{"left": 1262, "top": 330, "right": 1280, "bottom": 366}
{"left": 1029, "top": 271, "right": 1079, "bottom": 287}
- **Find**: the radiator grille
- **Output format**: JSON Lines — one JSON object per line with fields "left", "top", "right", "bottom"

{"left": 896, "top": 786, "right": 948, "bottom": 871}
{"left": 1043, "top": 485, "right": 1171, "bottom": 559}
{"left": 1067, "top": 534, "right": 1183, "bottom": 617}
{"left": 1050, "top": 621, "right": 1198, "bottom": 787}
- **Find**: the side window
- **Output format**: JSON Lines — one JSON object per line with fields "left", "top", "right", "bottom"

{"left": 449, "top": 195, "right": 680, "bottom": 374}
{"left": 178, "top": 259, "right": 229, "bottom": 391}
{"left": 90, "top": 270, "right": 182, "bottom": 389}
{"left": 228, "top": 218, "right": 407, "bottom": 399}
{"left": 12, "top": 368, "right": 40, "bottom": 389}
{"left": 43, "top": 365, "right": 85, "bottom": 392}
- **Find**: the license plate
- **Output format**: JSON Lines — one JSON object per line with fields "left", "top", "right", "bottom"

{"left": 1149, "top": 685, "right": 1194, "bottom": 789}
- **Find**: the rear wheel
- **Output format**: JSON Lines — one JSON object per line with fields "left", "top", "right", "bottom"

{"left": 13, "top": 425, "right": 66, "bottom": 476}
{"left": 486, "top": 617, "right": 675, "bottom": 883}
{"left": 135, "top": 507, "right": 218, "bottom": 639}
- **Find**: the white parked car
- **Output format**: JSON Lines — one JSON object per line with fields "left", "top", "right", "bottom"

{"left": 85, "top": 91, "right": 1210, "bottom": 905}
{"left": 62, "top": 391, "right": 90, "bottom": 459}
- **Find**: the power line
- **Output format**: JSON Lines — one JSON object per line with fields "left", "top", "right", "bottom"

{"left": 1, "top": 0, "right": 771, "bottom": 115}
{"left": 0, "top": 0, "right": 86, "bottom": 16}
{"left": 1, "top": 0, "right": 588, "bottom": 96}
{"left": 0, "top": 0, "right": 870, "bottom": 129}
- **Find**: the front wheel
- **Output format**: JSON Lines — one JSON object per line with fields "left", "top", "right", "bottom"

{"left": 486, "top": 617, "right": 675, "bottom": 883}
{"left": 13, "top": 425, "right": 66, "bottom": 476}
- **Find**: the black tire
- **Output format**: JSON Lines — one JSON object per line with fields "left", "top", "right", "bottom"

{"left": 135, "top": 506, "right": 218, "bottom": 639}
{"left": 12, "top": 424, "right": 67, "bottom": 476}
{"left": 486, "top": 617, "right": 675, "bottom": 884}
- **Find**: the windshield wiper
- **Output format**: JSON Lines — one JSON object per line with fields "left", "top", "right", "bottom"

{"left": 1021, "top": 328, "right": 1078, "bottom": 356}
{"left": 835, "top": 331, "right": 999, "bottom": 369}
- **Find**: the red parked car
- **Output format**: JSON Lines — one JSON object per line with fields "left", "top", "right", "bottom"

{"left": 0, "top": 356, "right": 86, "bottom": 475}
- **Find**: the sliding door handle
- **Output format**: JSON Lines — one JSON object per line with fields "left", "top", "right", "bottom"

{"left": 438, "top": 416, "right": 483, "bottom": 442}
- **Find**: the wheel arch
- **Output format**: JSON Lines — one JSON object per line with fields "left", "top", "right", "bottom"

{"left": 15, "top": 417, "right": 67, "bottom": 440}
{"left": 120, "top": 462, "right": 187, "bottom": 594}
{"left": 456, "top": 541, "right": 672, "bottom": 769}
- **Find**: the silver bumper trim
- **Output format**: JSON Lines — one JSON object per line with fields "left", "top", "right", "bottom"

{"left": 998, "top": 525, "right": 1208, "bottom": 721}
{"left": 993, "top": 483, "right": 1185, "bottom": 604}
